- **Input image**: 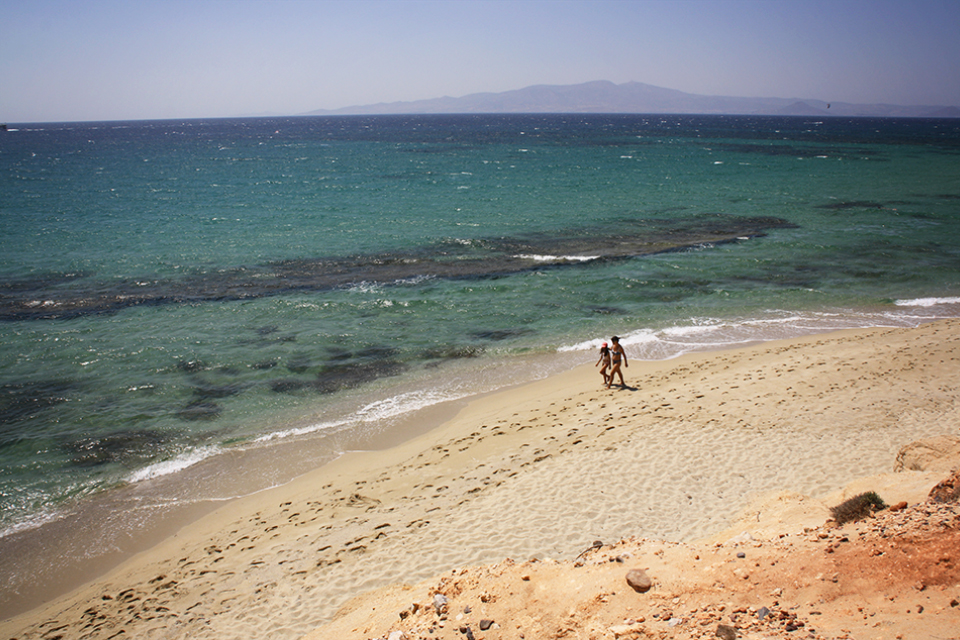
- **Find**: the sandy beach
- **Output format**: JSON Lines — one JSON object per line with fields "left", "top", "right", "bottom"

{"left": 2, "top": 319, "right": 959, "bottom": 640}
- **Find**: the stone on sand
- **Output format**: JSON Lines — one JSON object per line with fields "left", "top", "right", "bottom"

{"left": 625, "top": 568, "right": 652, "bottom": 593}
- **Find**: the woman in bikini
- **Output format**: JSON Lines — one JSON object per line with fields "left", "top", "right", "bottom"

{"left": 595, "top": 342, "right": 611, "bottom": 386}
{"left": 607, "top": 335, "right": 627, "bottom": 388}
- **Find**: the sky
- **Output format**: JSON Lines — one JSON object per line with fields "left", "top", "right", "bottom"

{"left": 1, "top": 0, "right": 959, "bottom": 123}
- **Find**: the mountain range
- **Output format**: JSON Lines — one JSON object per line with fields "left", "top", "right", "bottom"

{"left": 305, "top": 80, "right": 959, "bottom": 118}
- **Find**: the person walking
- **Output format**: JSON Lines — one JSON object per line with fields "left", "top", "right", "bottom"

{"left": 595, "top": 342, "right": 611, "bottom": 386}
{"left": 607, "top": 336, "right": 627, "bottom": 388}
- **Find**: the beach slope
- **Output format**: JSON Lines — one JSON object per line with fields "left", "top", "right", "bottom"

{"left": 2, "top": 320, "right": 959, "bottom": 639}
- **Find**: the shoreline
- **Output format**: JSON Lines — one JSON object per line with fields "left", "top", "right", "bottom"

{"left": 1, "top": 308, "right": 954, "bottom": 568}
{"left": 0, "top": 350, "right": 562, "bottom": 620}
{"left": 2, "top": 319, "right": 960, "bottom": 638}
{"left": 0, "top": 375, "right": 480, "bottom": 619}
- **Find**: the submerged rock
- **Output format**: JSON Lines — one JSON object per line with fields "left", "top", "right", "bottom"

{"left": 0, "top": 379, "right": 80, "bottom": 427}
{"left": 313, "top": 361, "right": 408, "bottom": 394}
{"left": 270, "top": 379, "right": 310, "bottom": 394}
{"left": 176, "top": 360, "right": 207, "bottom": 373}
{"left": 176, "top": 400, "right": 222, "bottom": 421}
{"left": 0, "top": 215, "right": 799, "bottom": 321}
{"left": 187, "top": 380, "right": 247, "bottom": 399}
{"left": 63, "top": 429, "right": 171, "bottom": 467}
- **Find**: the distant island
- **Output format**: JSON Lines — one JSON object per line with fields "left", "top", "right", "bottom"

{"left": 305, "top": 80, "right": 959, "bottom": 118}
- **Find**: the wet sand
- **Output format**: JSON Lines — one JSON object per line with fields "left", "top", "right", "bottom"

{"left": 2, "top": 319, "right": 959, "bottom": 639}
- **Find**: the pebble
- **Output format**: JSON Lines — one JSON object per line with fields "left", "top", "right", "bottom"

{"left": 608, "top": 623, "right": 643, "bottom": 637}
{"left": 625, "top": 568, "right": 653, "bottom": 593}
{"left": 716, "top": 624, "right": 737, "bottom": 640}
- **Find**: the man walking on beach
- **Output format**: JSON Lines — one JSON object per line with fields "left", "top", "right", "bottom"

{"left": 608, "top": 336, "right": 627, "bottom": 388}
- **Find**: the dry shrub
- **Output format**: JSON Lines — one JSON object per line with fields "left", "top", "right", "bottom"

{"left": 830, "top": 491, "right": 887, "bottom": 525}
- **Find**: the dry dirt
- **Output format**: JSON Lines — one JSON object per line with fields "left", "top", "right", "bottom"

{"left": 312, "top": 497, "right": 960, "bottom": 640}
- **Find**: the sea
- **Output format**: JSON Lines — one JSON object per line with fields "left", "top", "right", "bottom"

{"left": 1, "top": 114, "right": 959, "bottom": 604}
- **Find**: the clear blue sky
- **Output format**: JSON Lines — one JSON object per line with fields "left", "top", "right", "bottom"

{"left": 2, "top": 0, "right": 958, "bottom": 123}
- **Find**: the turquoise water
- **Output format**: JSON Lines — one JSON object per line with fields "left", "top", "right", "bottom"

{"left": 1, "top": 114, "right": 959, "bottom": 541}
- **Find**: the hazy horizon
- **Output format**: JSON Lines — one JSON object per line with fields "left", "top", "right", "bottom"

{"left": 2, "top": 0, "right": 959, "bottom": 124}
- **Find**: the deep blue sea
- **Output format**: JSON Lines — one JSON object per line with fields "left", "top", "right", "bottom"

{"left": 1, "top": 114, "right": 959, "bottom": 547}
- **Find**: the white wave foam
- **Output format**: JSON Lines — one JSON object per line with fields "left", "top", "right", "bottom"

{"left": 254, "top": 418, "right": 352, "bottom": 443}
{"left": 558, "top": 337, "right": 604, "bottom": 352}
{"left": 743, "top": 315, "right": 806, "bottom": 325}
{"left": 514, "top": 254, "right": 600, "bottom": 263}
{"left": 354, "top": 389, "right": 461, "bottom": 423}
{"left": 0, "top": 509, "right": 62, "bottom": 540}
{"left": 127, "top": 446, "right": 222, "bottom": 483}
{"left": 895, "top": 297, "right": 960, "bottom": 307}
{"left": 255, "top": 389, "right": 463, "bottom": 445}
{"left": 345, "top": 281, "right": 383, "bottom": 294}
{"left": 559, "top": 329, "right": 658, "bottom": 352}
{"left": 556, "top": 306, "right": 948, "bottom": 361}
{"left": 395, "top": 274, "right": 436, "bottom": 286}
{"left": 661, "top": 324, "right": 722, "bottom": 337}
